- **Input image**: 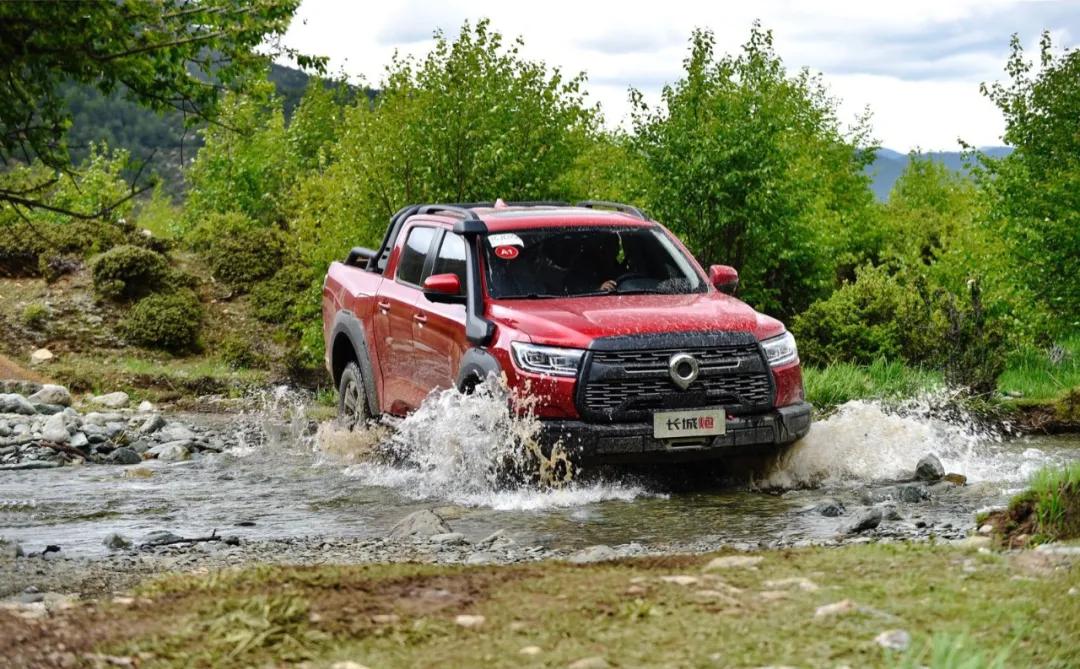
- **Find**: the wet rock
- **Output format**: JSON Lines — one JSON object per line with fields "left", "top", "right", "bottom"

{"left": 846, "top": 508, "right": 883, "bottom": 534}
{"left": 139, "top": 414, "right": 166, "bottom": 435}
{"left": 91, "top": 392, "right": 129, "bottom": 409}
{"left": 69, "top": 432, "right": 89, "bottom": 449}
{"left": 874, "top": 629, "right": 911, "bottom": 651}
{"left": 568, "top": 544, "right": 618, "bottom": 564}
{"left": 703, "top": 555, "right": 763, "bottom": 570}
{"left": 29, "top": 348, "right": 54, "bottom": 366}
{"left": 943, "top": 473, "right": 967, "bottom": 486}
{"left": 108, "top": 447, "right": 142, "bottom": 465}
{"left": 31, "top": 402, "right": 65, "bottom": 415}
{"left": 103, "top": 533, "right": 132, "bottom": 551}
{"left": 0, "top": 461, "right": 61, "bottom": 470}
{"left": 1, "top": 540, "right": 23, "bottom": 559}
{"left": 476, "top": 529, "right": 515, "bottom": 550}
{"left": 143, "top": 530, "right": 183, "bottom": 546}
{"left": 28, "top": 385, "right": 71, "bottom": 407}
{"left": 148, "top": 441, "right": 191, "bottom": 461}
{"left": 137, "top": 400, "right": 156, "bottom": 413}
{"left": 881, "top": 505, "right": 903, "bottom": 521}
{"left": 128, "top": 440, "right": 150, "bottom": 454}
{"left": 388, "top": 509, "right": 452, "bottom": 540}
{"left": 898, "top": 484, "right": 930, "bottom": 503}
{"left": 0, "top": 394, "right": 35, "bottom": 415}
{"left": 157, "top": 423, "right": 196, "bottom": 442}
{"left": 915, "top": 454, "right": 945, "bottom": 482}
{"left": 41, "top": 413, "right": 70, "bottom": 443}
{"left": 815, "top": 498, "right": 845, "bottom": 517}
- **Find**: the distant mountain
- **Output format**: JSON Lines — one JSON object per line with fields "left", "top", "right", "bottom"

{"left": 866, "top": 147, "right": 1013, "bottom": 201}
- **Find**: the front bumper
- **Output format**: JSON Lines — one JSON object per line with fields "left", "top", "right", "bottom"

{"left": 540, "top": 402, "right": 812, "bottom": 463}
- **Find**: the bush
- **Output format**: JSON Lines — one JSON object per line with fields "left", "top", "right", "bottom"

{"left": 938, "top": 278, "right": 1006, "bottom": 395}
{"left": 21, "top": 303, "right": 49, "bottom": 330}
{"left": 792, "top": 265, "right": 933, "bottom": 366}
{"left": 120, "top": 289, "right": 203, "bottom": 352}
{"left": 219, "top": 335, "right": 261, "bottom": 369}
{"left": 187, "top": 211, "right": 286, "bottom": 291}
{"left": 91, "top": 244, "right": 170, "bottom": 300}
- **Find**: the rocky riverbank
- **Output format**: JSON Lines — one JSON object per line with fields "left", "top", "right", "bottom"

{"left": 1, "top": 381, "right": 262, "bottom": 469}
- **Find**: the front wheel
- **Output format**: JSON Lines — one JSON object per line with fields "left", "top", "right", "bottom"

{"left": 337, "top": 361, "right": 369, "bottom": 430}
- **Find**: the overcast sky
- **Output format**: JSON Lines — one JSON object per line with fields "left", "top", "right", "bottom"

{"left": 281, "top": 0, "right": 1077, "bottom": 152}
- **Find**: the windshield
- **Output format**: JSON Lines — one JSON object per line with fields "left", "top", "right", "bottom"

{"left": 483, "top": 226, "right": 706, "bottom": 299}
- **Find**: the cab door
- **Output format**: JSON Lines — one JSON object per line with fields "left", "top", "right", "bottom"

{"left": 373, "top": 224, "right": 436, "bottom": 414}
{"left": 413, "top": 230, "right": 468, "bottom": 393}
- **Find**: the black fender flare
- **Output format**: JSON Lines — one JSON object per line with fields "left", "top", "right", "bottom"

{"left": 455, "top": 347, "right": 503, "bottom": 392}
{"left": 329, "top": 310, "right": 380, "bottom": 416}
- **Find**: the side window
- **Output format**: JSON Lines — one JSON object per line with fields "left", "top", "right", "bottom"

{"left": 432, "top": 233, "right": 467, "bottom": 294}
{"left": 396, "top": 226, "right": 435, "bottom": 286}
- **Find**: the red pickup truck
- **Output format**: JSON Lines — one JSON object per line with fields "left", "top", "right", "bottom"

{"left": 322, "top": 201, "right": 810, "bottom": 463}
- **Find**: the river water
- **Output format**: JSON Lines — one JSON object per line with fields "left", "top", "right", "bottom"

{"left": 1, "top": 389, "right": 1077, "bottom": 557}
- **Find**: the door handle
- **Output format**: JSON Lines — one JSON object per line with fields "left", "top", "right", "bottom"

{"left": 413, "top": 313, "right": 428, "bottom": 325}
{"left": 377, "top": 300, "right": 391, "bottom": 312}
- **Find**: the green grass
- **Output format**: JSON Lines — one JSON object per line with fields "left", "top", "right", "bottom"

{"left": 803, "top": 358, "right": 942, "bottom": 411}
{"left": 1022, "top": 461, "right": 1080, "bottom": 542}
{"left": 66, "top": 543, "right": 1079, "bottom": 669}
{"left": 998, "top": 336, "right": 1080, "bottom": 403}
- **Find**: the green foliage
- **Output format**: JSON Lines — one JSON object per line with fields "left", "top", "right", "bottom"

{"left": 892, "top": 633, "right": 1011, "bottom": 669}
{"left": 979, "top": 34, "right": 1080, "bottom": 334}
{"left": 998, "top": 337, "right": 1080, "bottom": 402}
{"left": 134, "top": 184, "right": 183, "bottom": 240}
{"left": 938, "top": 278, "right": 1006, "bottom": 395}
{"left": 630, "top": 23, "right": 876, "bottom": 317}
{"left": 20, "top": 303, "right": 48, "bottom": 330}
{"left": 1009, "top": 461, "right": 1080, "bottom": 543}
{"left": 793, "top": 265, "right": 934, "bottom": 366}
{"left": 91, "top": 245, "right": 170, "bottom": 301}
{"left": 120, "top": 289, "right": 203, "bottom": 352}
{"left": 189, "top": 211, "right": 286, "bottom": 290}
{"left": 0, "top": 0, "right": 315, "bottom": 214}
{"left": 802, "top": 359, "right": 941, "bottom": 411}
{"left": 219, "top": 335, "right": 262, "bottom": 370}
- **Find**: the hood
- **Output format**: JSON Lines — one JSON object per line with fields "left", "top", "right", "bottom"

{"left": 487, "top": 292, "right": 785, "bottom": 349}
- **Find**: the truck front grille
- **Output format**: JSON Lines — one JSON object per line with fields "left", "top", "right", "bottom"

{"left": 577, "top": 340, "right": 774, "bottom": 422}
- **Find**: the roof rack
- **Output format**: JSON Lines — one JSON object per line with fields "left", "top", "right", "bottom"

{"left": 575, "top": 200, "right": 648, "bottom": 220}
{"left": 416, "top": 204, "right": 483, "bottom": 221}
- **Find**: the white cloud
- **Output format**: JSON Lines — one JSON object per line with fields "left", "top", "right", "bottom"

{"left": 281, "top": 0, "right": 1076, "bottom": 150}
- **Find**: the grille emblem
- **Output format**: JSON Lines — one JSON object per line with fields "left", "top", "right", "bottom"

{"left": 668, "top": 353, "right": 700, "bottom": 390}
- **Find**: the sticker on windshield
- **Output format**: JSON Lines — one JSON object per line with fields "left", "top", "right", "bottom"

{"left": 494, "top": 245, "right": 520, "bottom": 260}
{"left": 488, "top": 233, "right": 523, "bottom": 248}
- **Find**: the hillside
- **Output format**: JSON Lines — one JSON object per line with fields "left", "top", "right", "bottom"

{"left": 866, "top": 147, "right": 1013, "bottom": 200}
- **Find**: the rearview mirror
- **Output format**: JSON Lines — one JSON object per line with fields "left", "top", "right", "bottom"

{"left": 422, "top": 273, "right": 465, "bottom": 304}
{"left": 709, "top": 265, "right": 739, "bottom": 295}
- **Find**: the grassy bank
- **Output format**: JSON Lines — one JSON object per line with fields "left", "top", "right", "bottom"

{"left": 6, "top": 543, "right": 1076, "bottom": 668}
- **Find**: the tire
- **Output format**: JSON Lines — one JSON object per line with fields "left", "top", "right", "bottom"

{"left": 337, "top": 361, "right": 369, "bottom": 430}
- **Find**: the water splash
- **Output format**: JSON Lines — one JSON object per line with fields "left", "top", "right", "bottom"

{"left": 764, "top": 397, "right": 1063, "bottom": 489}
{"left": 336, "top": 384, "right": 648, "bottom": 509}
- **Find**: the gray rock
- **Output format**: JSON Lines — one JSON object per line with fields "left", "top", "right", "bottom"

{"left": 90, "top": 391, "right": 129, "bottom": 409}
{"left": 143, "top": 530, "right": 183, "bottom": 546}
{"left": 157, "top": 423, "right": 196, "bottom": 442}
{"left": 568, "top": 544, "right": 618, "bottom": 564}
{"left": 466, "top": 551, "right": 498, "bottom": 565}
{"left": 41, "top": 413, "right": 70, "bottom": 443}
{"left": 103, "top": 532, "right": 132, "bottom": 551}
{"left": 0, "top": 394, "right": 35, "bottom": 415}
{"left": 915, "top": 454, "right": 945, "bottom": 482}
{"left": 846, "top": 508, "right": 883, "bottom": 534}
{"left": 898, "top": 484, "right": 930, "bottom": 503}
{"left": 389, "top": 509, "right": 452, "bottom": 539}
{"left": 29, "top": 348, "right": 54, "bottom": 365}
{"left": 108, "top": 447, "right": 142, "bottom": 465}
{"left": 128, "top": 440, "right": 150, "bottom": 454}
{"left": 69, "top": 432, "right": 89, "bottom": 449}
{"left": 815, "top": 498, "right": 845, "bottom": 517}
{"left": 81, "top": 424, "right": 108, "bottom": 443}
{"left": 147, "top": 441, "right": 190, "bottom": 461}
{"left": 430, "top": 532, "right": 468, "bottom": 545}
{"left": 874, "top": 629, "right": 911, "bottom": 651}
{"left": 28, "top": 384, "right": 71, "bottom": 407}
{"left": 0, "top": 461, "right": 61, "bottom": 470}
{"left": 31, "top": 402, "right": 64, "bottom": 415}
{"left": 476, "top": 529, "right": 515, "bottom": 550}
{"left": 139, "top": 414, "right": 166, "bottom": 435}
{"left": 137, "top": 400, "right": 156, "bottom": 413}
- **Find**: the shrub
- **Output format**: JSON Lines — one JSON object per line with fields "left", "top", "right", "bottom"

{"left": 91, "top": 244, "right": 170, "bottom": 300}
{"left": 938, "top": 278, "right": 1006, "bottom": 395}
{"left": 21, "top": 303, "right": 49, "bottom": 330}
{"left": 120, "top": 289, "right": 203, "bottom": 352}
{"left": 792, "top": 265, "right": 932, "bottom": 366}
{"left": 187, "top": 211, "right": 286, "bottom": 291}
{"left": 219, "top": 335, "right": 261, "bottom": 369}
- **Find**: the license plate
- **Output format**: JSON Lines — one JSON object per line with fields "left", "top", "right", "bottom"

{"left": 653, "top": 408, "right": 726, "bottom": 439}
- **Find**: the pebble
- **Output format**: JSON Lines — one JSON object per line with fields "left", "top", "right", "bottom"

{"left": 519, "top": 646, "right": 542, "bottom": 656}
{"left": 568, "top": 545, "right": 617, "bottom": 564}
{"left": 568, "top": 657, "right": 609, "bottom": 669}
{"left": 389, "top": 509, "right": 452, "bottom": 539}
{"left": 454, "top": 614, "right": 485, "bottom": 628}
{"left": 330, "top": 663, "right": 371, "bottom": 669}
{"left": 815, "top": 599, "right": 858, "bottom": 618}
{"left": 659, "top": 575, "right": 699, "bottom": 586}
{"left": 874, "top": 629, "right": 912, "bottom": 651}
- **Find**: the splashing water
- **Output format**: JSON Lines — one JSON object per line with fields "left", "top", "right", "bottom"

{"left": 764, "top": 397, "right": 1064, "bottom": 489}
{"left": 335, "top": 384, "right": 649, "bottom": 509}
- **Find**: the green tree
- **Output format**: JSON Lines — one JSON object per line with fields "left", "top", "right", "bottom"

{"left": 0, "top": 0, "right": 314, "bottom": 216}
{"left": 978, "top": 33, "right": 1079, "bottom": 333}
{"left": 630, "top": 24, "right": 876, "bottom": 317}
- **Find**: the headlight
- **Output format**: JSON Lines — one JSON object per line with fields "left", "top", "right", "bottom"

{"left": 761, "top": 331, "right": 798, "bottom": 367}
{"left": 511, "top": 342, "right": 584, "bottom": 377}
